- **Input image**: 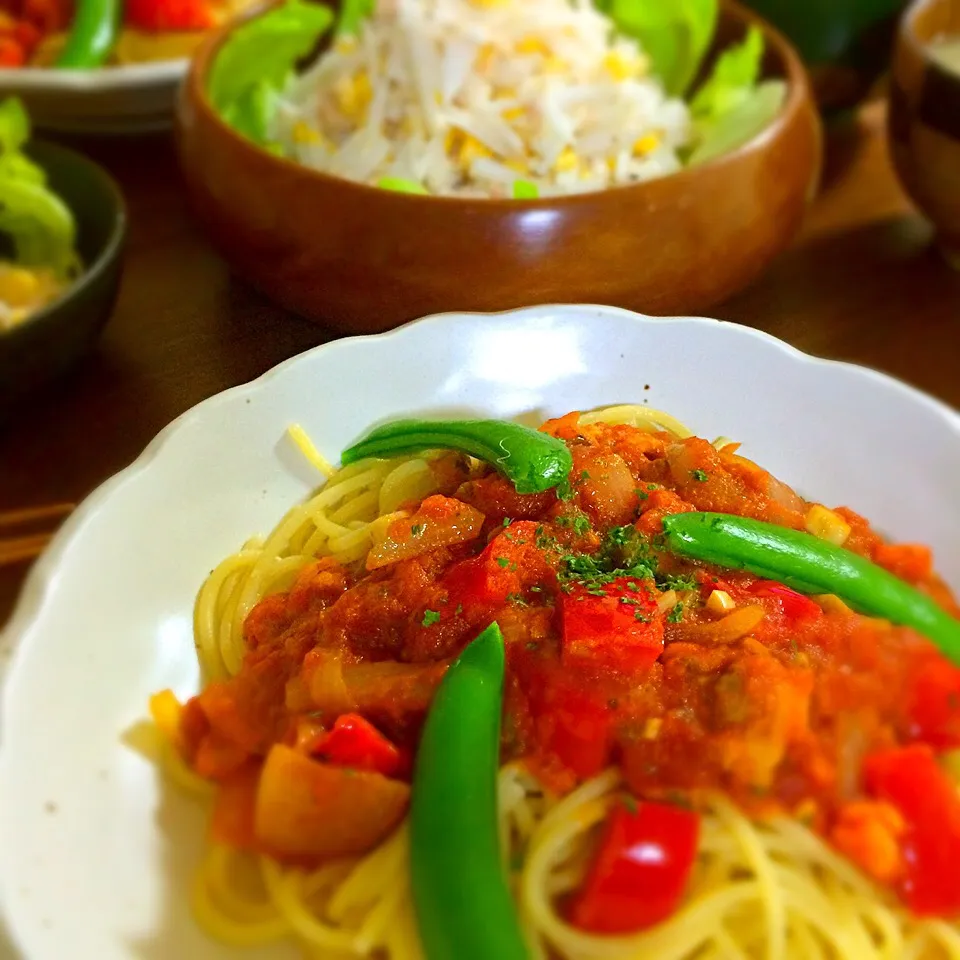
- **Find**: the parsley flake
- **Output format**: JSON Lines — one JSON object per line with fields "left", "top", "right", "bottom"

{"left": 691, "top": 469, "right": 709, "bottom": 482}
{"left": 421, "top": 609, "right": 441, "bottom": 627}
{"left": 411, "top": 523, "right": 426, "bottom": 537}
{"left": 667, "top": 602, "right": 685, "bottom": 624}
{"left": 497, "top": 557, "right": 510, "bottom": 569}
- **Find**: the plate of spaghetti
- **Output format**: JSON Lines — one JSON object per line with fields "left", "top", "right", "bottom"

{"left": 1, "top": 304, "right": 959, "bottom": 960}
{"left": 0, "top": 0, "right": 255, "bottom": 132}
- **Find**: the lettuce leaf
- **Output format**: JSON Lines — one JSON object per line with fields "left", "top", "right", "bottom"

{"left": 690, "top": 25, "right": 764, "bottom": 120}
{"left": 596, "top": 0, "right": 718, "bottom": 96}
{"left": 209, "top": 0, "right": 334, "bottom": 147}
{"left": 0, "top": 97, "right": 77, "bottom": 278}
{"left": 336, "top": 0, "right": 375, "bottom": 37}
{"left": 686, "top": 27, "right": 785, "bottom": 166}
{"left": 687, "top": 80, "right": 787, "bottom": 166}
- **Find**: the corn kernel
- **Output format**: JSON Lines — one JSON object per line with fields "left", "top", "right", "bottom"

{"left": 476, "top": 43, "right": 497, "bottom": 72}
{"left": 516, "top": 35, "right": 550, "bottom": 56}
{"left": 642, "top": 718, "right": 662, "bottom": 740}
{"left": 334, "top": 71, "right": 372, "bottom": 119}
{"left": 543, "top": 55, "right": 566, "bottom": 73}
{"left": 805, "top": 505, "right": 851, "bottom": 546}
{"left": 501, "top": 106, "right": 526, "bottom": 121}
{"left": 553, "top": 146, "right": 579, "bottom": 173}
{"left": 447, "top": 128, "right": 492, "bottom": 168}
{"left": 632, "top": 133, "right": 661, "bottom": 156}
{"left": 0, "top": 266, "right": 40, "bottom": 307}
{"left": 505, "top": 157, "right": 528, "bottom": 173}
{"left": 706, "top": 589, "right": 736, "bottom": 615}
{"left": 603, "top": 51, "right": 641, "bottom": 80}
{"left": 292, "top": 121, "right": 321, "bottom": 145}
{"left": 814, "top": 593, "right": 853, "bottom": 615}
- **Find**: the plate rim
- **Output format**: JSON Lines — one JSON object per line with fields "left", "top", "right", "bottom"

{"left": 0, "top": 59, "right": 186, "bottom": 92}
{"left": 2, "top": 302, "right": 959, "bottom": 683}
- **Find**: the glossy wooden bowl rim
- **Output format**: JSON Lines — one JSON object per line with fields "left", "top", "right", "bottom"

{"left": 183, "top": 0, "right": 813, "bottom": 211}
{"left": 3, "top": 140, "right": 127, "bottom": 345}
{"left": 901, "top": 0, "right": 958, "bottom": 59}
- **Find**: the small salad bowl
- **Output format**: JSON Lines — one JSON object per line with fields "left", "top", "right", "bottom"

{"left": 889, "top": 0, "right": 960, "bottom": 270}
{"left": 0, "top": 139, "right": 127, "bottom": 410}
{"left": 177, "top": 0, "right": 821, "bottom": 334}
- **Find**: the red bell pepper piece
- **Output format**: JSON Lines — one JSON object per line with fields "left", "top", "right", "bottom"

{"left": 864, "top": 744, "right": 960, "bottom": 917}
{"left": 312, "top": 713, "right": 402, "bottom": 778}
{"left": 530, "top": 667, "right": 614, "bottom": 780}
{"left": 907, "top": 656, "right": 960, "bottom": 749}
{"left": 125, "top": 0, "right": 215, "bottom": 32}
{"left": 749, "top": 580, "right": 821, "bottom": 621}
{"left": 560, "top": 578, "right": 664, "bottom": 674}
{"left": 570, "top": 799, "right": 700, "bottom": 934}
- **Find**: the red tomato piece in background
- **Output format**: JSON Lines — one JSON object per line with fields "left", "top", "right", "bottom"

{"left": 570, "top": 800, "right": 700, "bottom": 934}
{"left": 864, "top": 744, "right": 960, "bottom": 917}
{"left": 561, "top": 578, "right": 664, "bottom": 674}
{"left": 125, "top": 0, "right": 215, "bottom": 32}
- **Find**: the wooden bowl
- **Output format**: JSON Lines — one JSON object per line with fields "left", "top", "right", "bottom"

{"left": 176, "top": 2, "right": 821, "bottom": 334}
{"left": 889, "top": 0, "right": 960, "bottom": 270}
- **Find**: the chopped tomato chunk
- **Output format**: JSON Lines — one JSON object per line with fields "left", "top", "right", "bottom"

{"left": 443, "top": 521, "right": 554, "bottom": 614}
{"left": 864, "top": 744, "right": 960, "bottom": 917}
{"left": 560, "top": 578, "right": 664, "bottom": 674}
{"left": 907, "top": 656, "right": 960, "bottom": 749}
{"left": 749, "top": 580, "right": 821, "bottom": 621}
{"left": 311, "top": 713, "right": 402, "bottom": 777}
{"left": 570, "top": 800, "right": 700, "bottom": 933}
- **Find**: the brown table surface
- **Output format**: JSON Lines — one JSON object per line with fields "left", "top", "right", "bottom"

{"left": 1, "top": 101, "right": 958, "bottom": 628}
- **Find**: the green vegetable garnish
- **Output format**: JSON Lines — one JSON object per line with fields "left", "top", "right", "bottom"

{"left": 0, "top": 98, "right": 77, "bottom": 279}
{"left": 341, "top": 418, "right": 574, "bottom": 495}
{"left": 55, "top": 0, "right": 120, "bottom": 68}
{"left": 596, "top": 0, "right": 718, "bottom": 95}
{"left": 512, "top": 180, "right": 539, "bottom": 200}
{"left": 662, "top": 513, "right": 960, "bottom": 661}
{"left": 686, "top": 26, "right": 785, "bottom": 166}
{"left": 377, "top": 177, "right": 430, "bottom": 195}
{"left": 690, "top": 25, "right": 764, "bottom": 120}
{"left": 336, "top": 0, "right": 375, "bottom": 37}
{"left": 687, "top": 80, "right": 787, "bottom": 166}
{"left": 411, "top": 623, "right": 529, "bottom": 960}
{"left": 209, "top": 0, "right": 334, "bottom": 148}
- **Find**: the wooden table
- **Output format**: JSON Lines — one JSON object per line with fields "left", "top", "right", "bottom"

{"left": 1, "top": 101, "right": 958, "bottom": 627}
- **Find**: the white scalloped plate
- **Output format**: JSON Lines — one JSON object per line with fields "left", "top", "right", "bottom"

{"left": 1, "top": 305, "right": 959, "bottom": 960}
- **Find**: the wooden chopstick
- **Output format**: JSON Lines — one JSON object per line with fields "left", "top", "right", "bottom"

{"left": 0, "top": 502, "right": 75, "bottom": 567}
{"left": 0, "top": 533, "right": 54, "bottom": 566}
{"left": 0, "top": 502, "right": 75, "bottom": 530}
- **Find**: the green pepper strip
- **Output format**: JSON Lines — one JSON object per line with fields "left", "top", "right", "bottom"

{"left": 411, "top": 623, "right": 529, "bottom": 960}
{"left": 55, "top": 0, "right": 120, "bottom": 68}
{"left": 662, "top": 512, "right": 960, "bottom": 663}
{"left": 341, "top": 418, "right": 573, "bottom": 495}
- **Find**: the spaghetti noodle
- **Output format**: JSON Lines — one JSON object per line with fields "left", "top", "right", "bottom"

{"left": 148, "top": 405, "right": 960, "bottom": 960}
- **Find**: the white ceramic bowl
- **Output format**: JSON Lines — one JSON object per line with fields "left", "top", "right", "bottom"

{"left": 0, "top": 61, "right": 185, "bottom": 134}
{"left": 1, "top": 305, "right": 958, "bottom": 960}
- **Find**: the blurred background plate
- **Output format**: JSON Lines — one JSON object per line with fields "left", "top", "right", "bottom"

{"left": 0, "top": 60, "right": 185, "bottom": 134}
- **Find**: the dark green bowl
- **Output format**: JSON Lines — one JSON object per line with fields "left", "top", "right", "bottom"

{"left": 742, "top": 0, "right": 909, "bottom": 110}
{"left": 0, "top": 141, "right": 127, "bottom": 411}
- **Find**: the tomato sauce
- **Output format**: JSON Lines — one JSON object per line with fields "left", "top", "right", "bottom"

{"left": 179, "top": 416, "right": 960, "bottom": 912}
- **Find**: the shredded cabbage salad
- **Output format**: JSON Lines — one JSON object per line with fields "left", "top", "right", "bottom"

{"left": 210, "top": 0, "right": 787, "bottom": 199}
